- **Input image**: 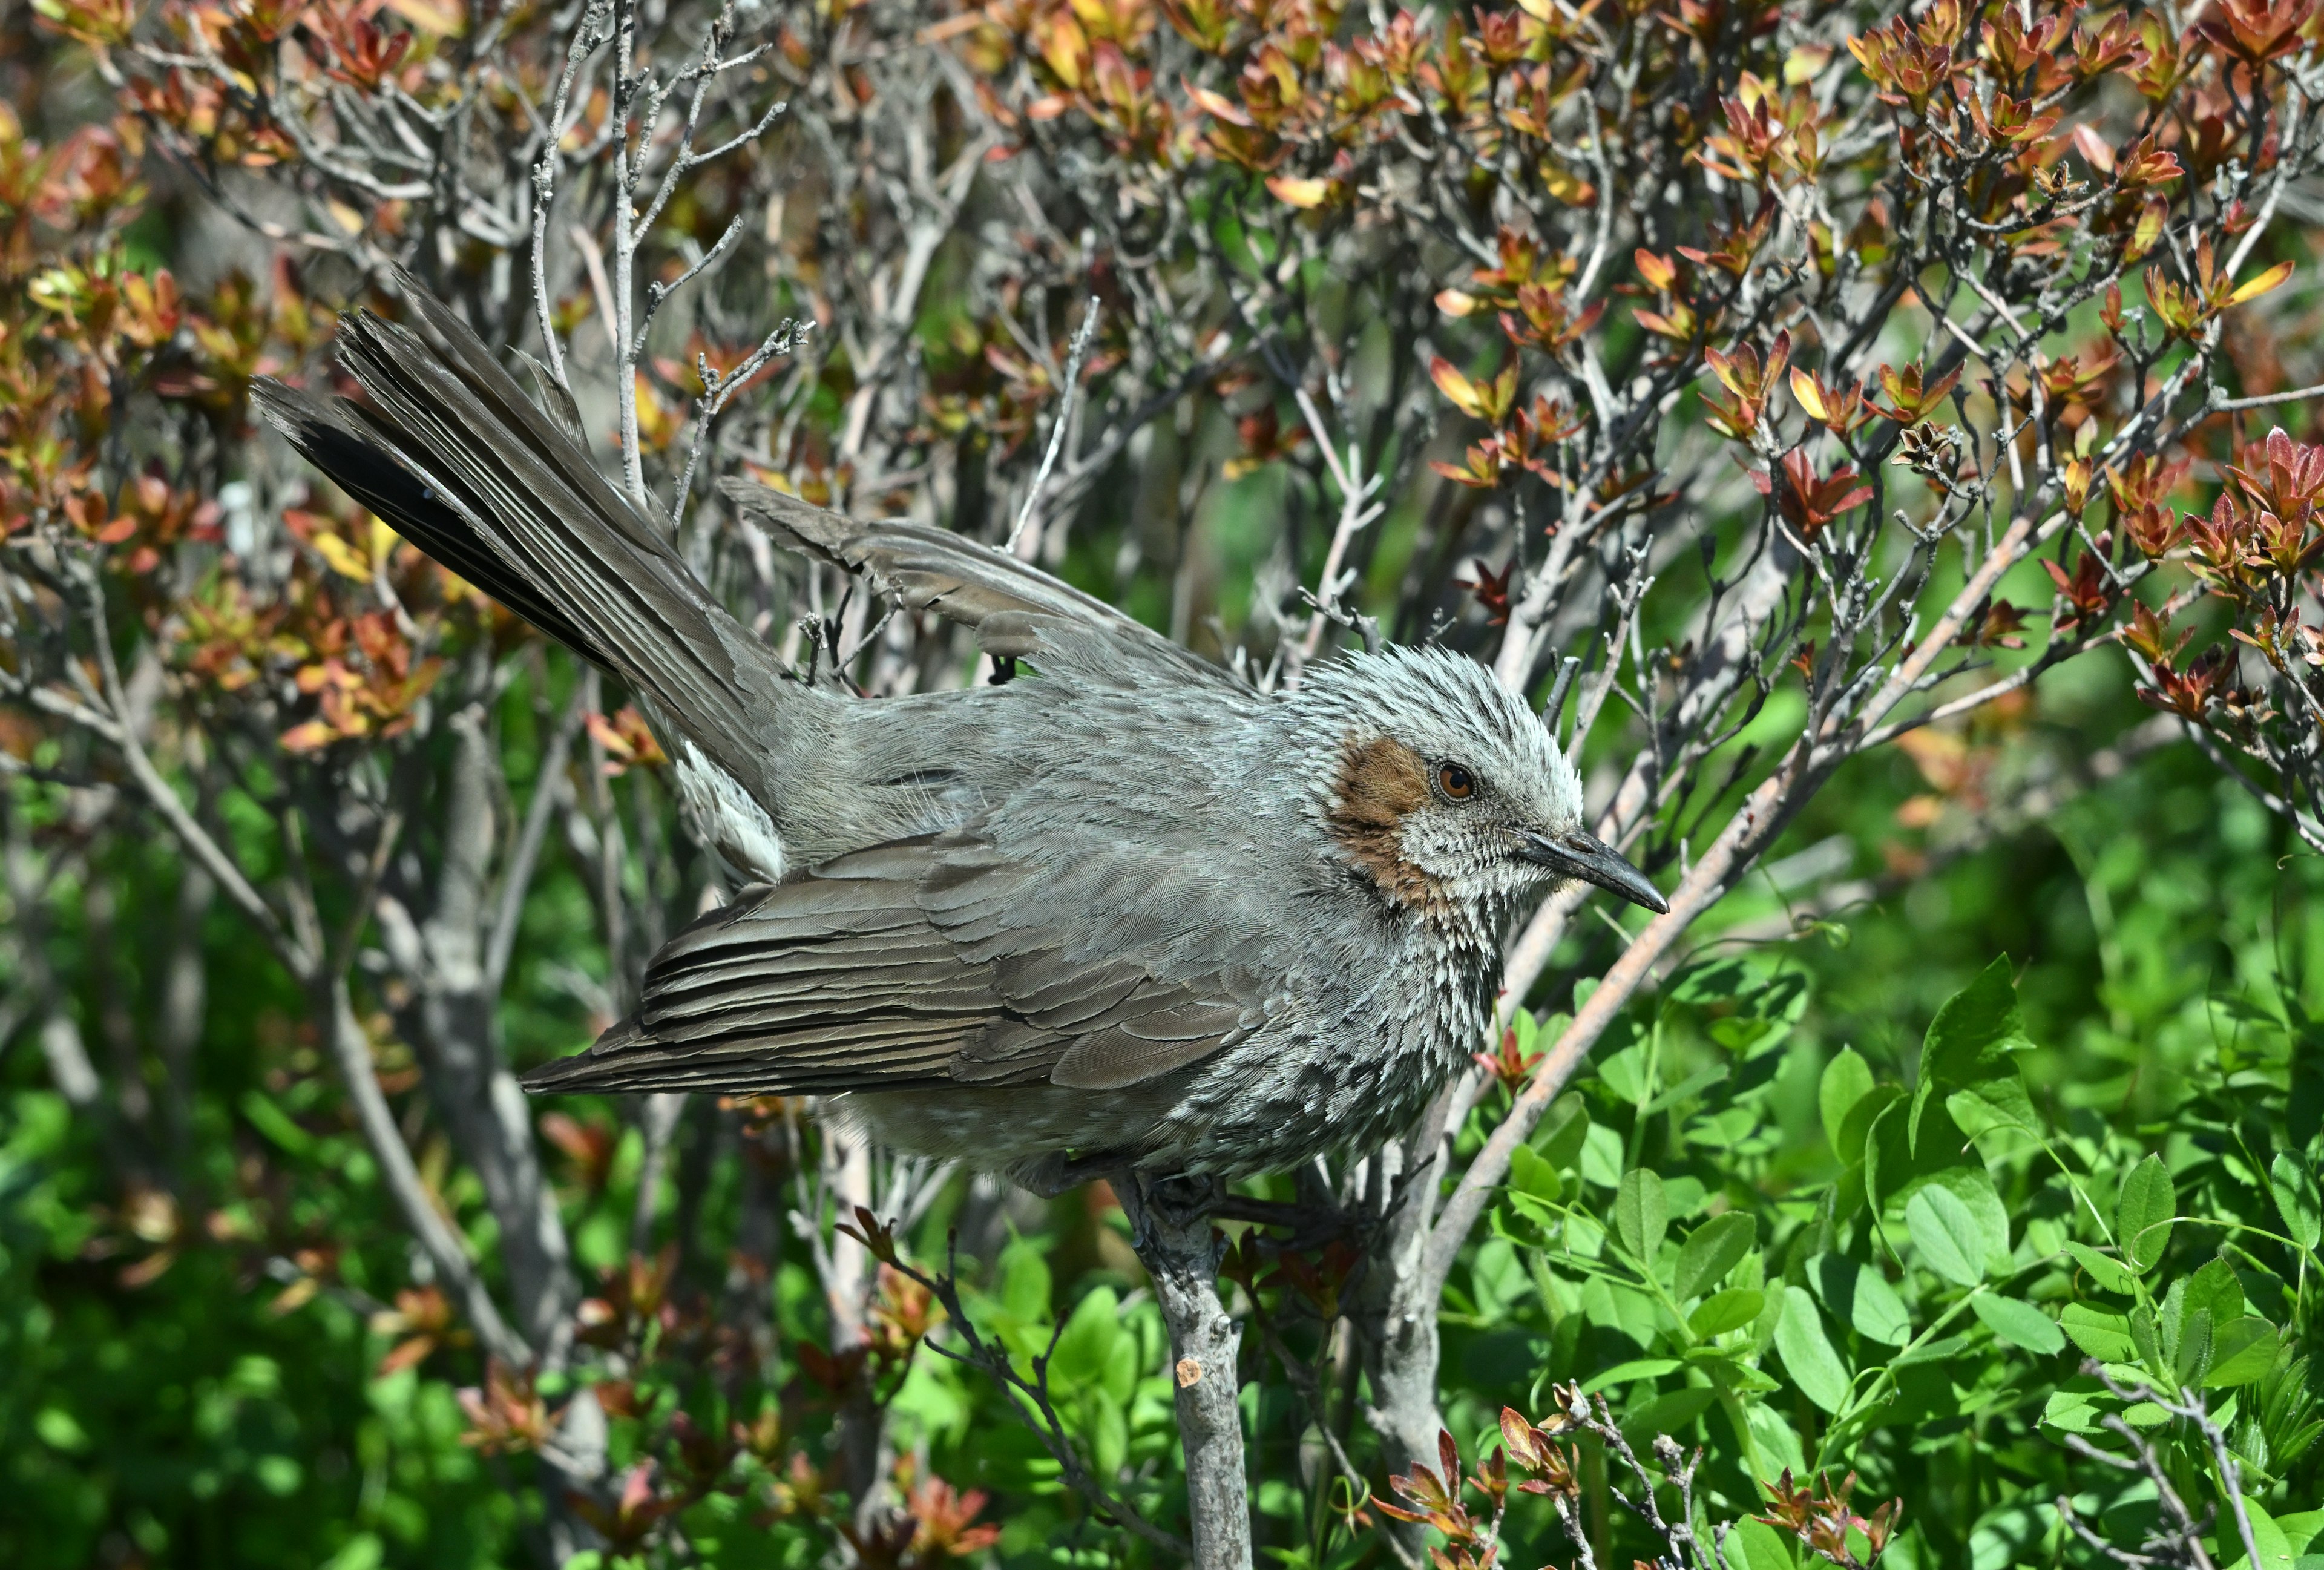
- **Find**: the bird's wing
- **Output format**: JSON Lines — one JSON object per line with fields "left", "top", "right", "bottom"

{"left": 520, "top": 833, "right": 1272, "bottom": 1098}
{"left": 723, "top": 481, "right": 1243, "bottom": 692}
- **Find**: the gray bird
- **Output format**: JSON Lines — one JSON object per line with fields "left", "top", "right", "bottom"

{"left": 256, "top": 283, "right": 1666, "bottom": 1188}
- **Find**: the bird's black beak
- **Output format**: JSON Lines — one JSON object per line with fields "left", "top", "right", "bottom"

{"left": 1515, "top": 828, "right": 1670, "bottom": 914}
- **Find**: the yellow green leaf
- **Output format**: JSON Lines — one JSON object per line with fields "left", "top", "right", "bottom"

{"left": 2229, "top": 260, "right": 2294, "bottom": 306}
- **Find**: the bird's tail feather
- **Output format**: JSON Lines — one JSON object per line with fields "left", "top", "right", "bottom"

{"left": 254, "top": 277, "right": 786, "bottom": 789}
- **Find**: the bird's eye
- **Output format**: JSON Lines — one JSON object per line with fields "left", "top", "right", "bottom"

{"left": 1437, "top": 763, "right": 1475, "bottom": 800}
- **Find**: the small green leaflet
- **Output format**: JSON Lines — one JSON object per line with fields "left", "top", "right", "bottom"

{"left": 2040, "top": 1384, "right": 2106, "bottom": 1434}
{"left": 2064, "top": 1241, "right": 2135, "bottom": 1295}
{"left": 1910, "top": 956, "right": 2036, "bottom": 1155}
{"left": 1616, "top": 1169, "right": 1669, "bottom": 1265}
{"left": 1725, "top": 1517, "right": 1796, "bottom": 1570}
{"left": 1580, "top": 1357, "right": 1682, "bottom": 1394}
{"left": 1643, "top": 1063, "right": 1730, "bottom": 1117}
{"left": 1537, "top": 1092, "right": 1590, "bottom": 1174}
{"left": 1810, "top": 1254, "right": 1911, "bottom": 1347}
{"left": 1819, "top": 1046, "right": 1874, "bottom": 1154}
{"left": 2221, "top": 1494, "right": 2296, "bottom": 1570}
{"left": 1773, "top": 1284, "right": 1852, "bottom": 1414}
{"left": 1622, "top": 1386, "right": 1719, "bottom": 1442}
{"left": 1689, "top": 1288, "right": 1767, "bottom": 1339}
{"left": 2180, "top": 1256, "right": 2245, "bottom": 1328}
{"left": 1842, "top": 1085, "right": 1906, "bottom": 1183}
{"left": 1581, "top": 1124, "right": 1626, "bottom": 1189}
{"left": 2271, "top": 1151, "right": 2321, "bottom": 1253}
{"left": 1509, "top": 1143, "right": 1563, "bottom": 1201}
{"left": 1919, "top": 1164, "right": 2011, "bottom": 1269}
{"left": 2118, "top": 1155, "right": 2178, "bottom": 1272}
{"left": 2130, "top": 1303, "right": 2163, "bottom": 1370}
{"left": 1970, "top": 1294, "right": 2064, "bottom": 1354}
{"left": 1674, "top": 1212, "right": 1758, "bottom": 1301}
{"left": 1906, "top": 1184, "right": 1989, "bottom": 1287}
{"left": 2274, "top": 1510, "right": 2323, "bottom": 1557}
{"left": 2205, "top": 1317, "right": 2281, "bottom": 1388}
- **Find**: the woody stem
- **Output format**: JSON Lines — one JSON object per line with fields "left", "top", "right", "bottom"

{"left": 1120, "top": 1175, "right": 1252, "bottom": 1570}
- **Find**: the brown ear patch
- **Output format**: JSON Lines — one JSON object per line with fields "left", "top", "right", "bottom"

{"left": 1328, "top": 735, "right": 1448, "bottom": 913}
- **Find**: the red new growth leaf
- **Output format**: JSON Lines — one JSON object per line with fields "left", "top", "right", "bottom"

{"left": 1756, "top": 1469, "right": 1905, "bottom": 1568}
{"left": 907, "top": 1477, "right": 1002, "bottom": 1559}
{"left": 569, "top": 1461, "right": 686, "bottom": 1552}
{"left": 1702, "top": 331, "right": 1792, "bottom": 441}
{"left": 586, "top": 705, "right": 669, "bottom": 775}
{"left": 2043, "top": 551, "right": 2114, "bottom": 631}
{"left": 2194, "top": 0, "right": 2318, "bottom": 64}
{"left": 1869, "top": 359, "right": 1962, "bottom": 425}
{"left": 2122, "top": 601, "right": 2193, "bottom": 666}
{"left": 1456, "top": 557, "right": 1516, "bottom": 625}
{"left": 1472, "top": 1023, "right": 1543, "bottom": 1088}
{"left": 1753, "top": 447, "right": 1873, "bottom": 539}
{"left": 456, "top": 1361, "right": 551, "bottom": 1455}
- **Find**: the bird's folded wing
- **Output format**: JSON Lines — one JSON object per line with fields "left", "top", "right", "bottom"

{"left": 722, "top": 481, "right": 1241, "bottom": 691}
{"left": 521, "top": 834, "right": 1270, "bottom": 1097}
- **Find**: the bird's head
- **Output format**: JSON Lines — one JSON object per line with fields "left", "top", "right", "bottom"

{"left": 1302, "top": 646, "right": 1667, "bottom": 921}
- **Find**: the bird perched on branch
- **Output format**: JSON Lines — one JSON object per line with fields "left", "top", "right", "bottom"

{"left": 256, "top": 279, "right": 1666, "bottom": 1189}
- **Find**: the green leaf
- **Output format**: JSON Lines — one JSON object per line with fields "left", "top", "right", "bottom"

{"left": 1616, "top": 1169, "right": 1669, "bottom": 1266}
{"left": 1644, "top": 1065, "right": 1730, "bottom": 1117}
{"left": 2271, "top": 1152, "right": 2322, "bottom": 1252}
{"left": 1670, "top": 956, "right": 1756, "bottom": 1005}
{"left": 2205, "top": 1317, "right": 2280, "bottom": 1388}
{"left": 241, "top": 1091, "right": 318, "bottom": 1160}
{"left": 1946, "top": 1083, "right": 2038, "bottom": 1141}
{"left": 1580, "top": 1357, "right": 1681, "bottom": 1394}
{"left": 1819, "top": 1048, "right": 1874, "bottom": 1156}
{"left": 1086, "top": 1388, "right": 1129, "bottom": 1480}
{"left": 1919, "top": 1164, "right": 2011, "bottom": 1270}
{"left": 999, "top": 1235, "right": 1053, "bottom": 1325}
{"left": 1537, "top": 1092, "right": 1590, "bottom": 1174}
{"left": 2065, "top": 1241, "right": 2136, "bottom": 1295}
{"left": 2040, "top": 1384, "right": 2106, "bottom": 1434}
{"left": 1970, "top": 1294, "right": 2065, "bottom": 1354}
{"left": 1689, "top": 1288, "right": 1767, "bottom": 1339}
{"left": 1869, "top": 1100, "right": 1995, "bottom": 1224}
{"left": 1050, "top": 1287, "right": 1126, "bottom": 1391}
{"left": 1773, "top": 1286, "right": 1852, "bottom": 1413}
{"left": 1809, "top": 1254, "right": 1911, "bottom": 1347}
{"left": 2130, "top": 1303, "right": 2163, "bottom": 1372}
{"left": 1844, "top": 1086, "right": 1907, "bottom": 1181}
{"left": 1509, "top": 1143, "right": 1563, "bottom": 1201}
{"left": 2222, "top": 1496, "right": 2296, "bottom": 1570}
{"left": 1599, "top": 1043, "right": 1655, "bottom": 1106}
{"left": 1675, "top": 1212, "right": 1758, "bottom": 1301}
{"left": 1832, "top": 1161, "right": 1867, "bottom": 1226}
{"left": 1849, "top": 1267, "right": 1912, "bottom": 1347}
{"left": 1911, "top": 956, "right": 2035, "bottom": 1155}
{"left": 1745, "top": 1401, "right": 1809, "bottom": 1483}
{"left": 2063, "top": 1300, "right": 2129, "bottom": 1365}
{"left": 2118, "top": 1155, "right": 2177, "bottom": 1272}
{"left": 2184, "top": 1256, "right": 2246, "bottom": 1327}
{"left": 1892, "top": 1333, "right": 1975, "bottom": 1368}
{"left": 1621, "top": 1385, "right": 1719, "bottom": 1442}
{"left": 2276, "top": 1513, "right": 2323, "bottom": 1557}
{"left": 1727, "top": 1517, "right": 1798, "bottom": 1570}
{"left": 1581, "top": 1124, "right": 1626, "bottom": 1189}
{"left": 1906, "top": 1185, "right": 1989, "bottom": 1287}
{"left": 1609, "top": 1282, "right": 1666, "bottom": 1347}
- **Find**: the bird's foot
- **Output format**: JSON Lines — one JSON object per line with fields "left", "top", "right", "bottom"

{"left": 1115, "top": 1169, "right": 1224, "bottom": 1253}
{"left": 1008, "top": 1146, "right": 1139, "bottom": 1199}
